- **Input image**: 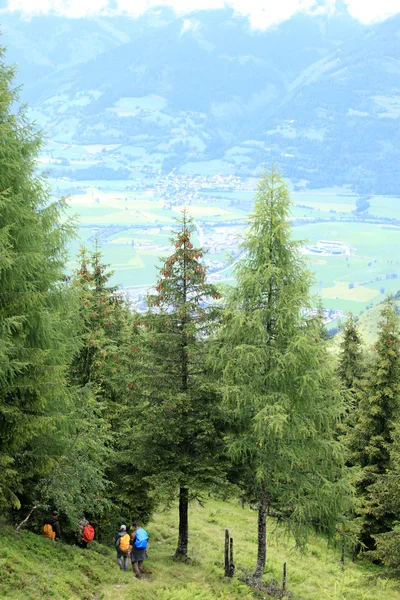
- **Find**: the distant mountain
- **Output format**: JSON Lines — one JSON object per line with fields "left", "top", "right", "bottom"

{"left": 266, "top": 14, "right": 400, "bottom": 193}
{"left": 1, "top": 7, "right": 399, "bottom": 193}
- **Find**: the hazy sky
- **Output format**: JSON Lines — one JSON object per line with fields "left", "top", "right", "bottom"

{"left": 4, "top": 0, "right": 400, "bottom": 27}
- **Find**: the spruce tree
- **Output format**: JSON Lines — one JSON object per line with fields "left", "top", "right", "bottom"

{"left": 370, "top": 422, "right": 400, "bottom": 570}
{"left": 338, "top": 313, "right": 364, "bottom": 392}
{"left": 347, "top": 297, "right": 400, "bottom": 549}
{"left": 214, "top": 167, "right": 351, "bottom": 582}
{"left": 30, "top": 384, "right": 112, "bottom": 529}
{"left": 0, "top": 48, "right": 78, "bottom": 510}
{"left": 337, "top": 313, "right": 365, "bottom": 441}
{"left": 69, "top": 244, "right": 122, "bottom": 396}
{"left": 68, "top": 245, "right": 142, "bottom": 528}
{"left": 132, "top": 211, "right": 224, "bottom": 559}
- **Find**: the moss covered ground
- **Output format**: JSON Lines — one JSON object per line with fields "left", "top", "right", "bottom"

{"left": 1, "top": 499, "right": 400, "bottom": 599}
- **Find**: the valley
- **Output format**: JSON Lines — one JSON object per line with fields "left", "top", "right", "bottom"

{"left": 1, "top": 6, "right": 398, "bottom": 326}
{"left": 53, "top": 164, "right": 400, "bottom": 324}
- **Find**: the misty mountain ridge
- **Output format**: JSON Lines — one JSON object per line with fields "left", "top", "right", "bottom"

{"left": 1, "top": 6, "right": 399, "bottom": 193}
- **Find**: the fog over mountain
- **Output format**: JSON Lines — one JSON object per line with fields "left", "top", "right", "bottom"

{"left": 1, "top": 5, "right": 399, "bottom": 192}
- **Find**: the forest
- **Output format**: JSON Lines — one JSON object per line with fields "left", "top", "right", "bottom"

{"left": 1, "top": 46, "right": 400, "bottom": 597}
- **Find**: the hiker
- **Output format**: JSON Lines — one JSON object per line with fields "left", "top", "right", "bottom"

{"left": 130, "top": 521, "right": 148, "bottom": 578}
{"left": 43, "top": 511, "right": 61, "bottom": 540}
{"left": 79, "top": 518, "right": 95, "bottom": 549}
{"left": 115, "top": 525, "right": 131, "bottom": 571}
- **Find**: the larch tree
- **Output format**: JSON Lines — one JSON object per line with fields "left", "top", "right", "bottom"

{"left": 0, "top": 47, "right": 78, "bottom": 511}
{"left": 347, "top": 297, "right": 400, "bottom": 550}
{"left": 214, "top": 167, "right": 351, "bottom": 583}
{"left": 132, "top": 211, "right": 225, "bottom": 560}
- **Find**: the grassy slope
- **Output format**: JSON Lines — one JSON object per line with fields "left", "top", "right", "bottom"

{"left": 355, "top": 297, "right": 400, "bottom": 345}
{"left": 2, "top": 499, "right": 400, "bottom": 600}
{"left": 0, "top": 524, "right": 121, "bottom": 599}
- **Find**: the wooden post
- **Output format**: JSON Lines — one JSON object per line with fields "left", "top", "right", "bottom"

{"left": 341, "top": 544, "right": 345, "bottom": 567}
{"left": 282, "top": 562, "right": 287, "bottom": 596}
{"left": 224, "top": 529, "right": 230, "bottom": 577}
{"left": 229, "top": 536, "right": 235, "bottom": 577}
{"left": 224, "top": 529, "right": 235, "bottom": 577}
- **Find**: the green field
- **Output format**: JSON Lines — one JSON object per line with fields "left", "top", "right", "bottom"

{"left": 59, "top": 179, "right": 400, "bottom": 312}
{"left": 296, "top": 221, "right": 400, "bottom": 312}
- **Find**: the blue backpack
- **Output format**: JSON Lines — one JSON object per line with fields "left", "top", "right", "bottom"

{"left": 135, "top": 527, "right": 148, "bottom": 549}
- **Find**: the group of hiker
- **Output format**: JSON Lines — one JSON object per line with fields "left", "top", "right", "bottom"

{"left": 42, "top": 511, "right": 149, "bottom": 577}
{"left": 115, "top": 522, "right": 149, "bottom": 577}
{"left": 42, "top": 511, "right": 95, "bottom": 547}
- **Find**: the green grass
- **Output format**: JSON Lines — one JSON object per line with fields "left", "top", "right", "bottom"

{"left": 0, "top": 524, "right": 121, "bottom": 599}
{"left": 2, "top": 499, "right": 400, "bottom": 599}
{"left": 368, "top": 196, "right": 400, "bottom": 219}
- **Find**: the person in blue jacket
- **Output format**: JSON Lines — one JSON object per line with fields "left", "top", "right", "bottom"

{"left": 130, "top": 521, "right": 148, "bottom": 577}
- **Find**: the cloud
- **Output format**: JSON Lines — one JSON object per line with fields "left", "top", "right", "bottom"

{"left": 344, "top": 0, "right": 400, "bottom": 24}
{"left": 5, "top": 0, "right": 400, "bottom": 25}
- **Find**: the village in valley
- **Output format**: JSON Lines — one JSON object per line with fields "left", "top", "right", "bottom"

{"left": 51, "top": 162, "right": 400, "bottom": 331}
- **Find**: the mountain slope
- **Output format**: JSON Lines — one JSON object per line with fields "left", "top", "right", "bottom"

{"left": 267, "top": 13, "right": 400, "bottom": 192}
{"left": 2, "top": 7, "right": 399, "bottom": 192}
{"left": 2, "top": 499, "right": 400, "bottom": 600}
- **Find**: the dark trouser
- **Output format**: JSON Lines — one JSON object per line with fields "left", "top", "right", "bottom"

{"left": 132, "top": 560, "right": 143, "bottom": 577}
{"left": 117, "top": 551, "right": 129, "bottom": 571}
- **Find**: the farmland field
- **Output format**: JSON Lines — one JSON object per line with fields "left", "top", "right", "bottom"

{"left": 57, "top": 175, "right": 400, "bottom": 315}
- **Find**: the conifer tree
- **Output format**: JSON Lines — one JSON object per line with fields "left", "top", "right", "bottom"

{"left": 68, "top": 245, "right": 141, "bottom": 527}
{"left": 347, "top": 297, "right": 400, "bottom": 549}
{"left": 338, "top": 314, "right": 364, "bottom": 392}
{"left": 0, "top": 48, "right": 78, "bottom": 509}
{"left": 214, "top": 167, "right": 351, "bottom": 582}
{"left": 133, "top": 211, "right": 224, "bottom": 559}
{"left": 69, "top": 244, "right": 123, "bottom": 399}
{"left": 31, "top": 384, "right": 113, "bottom": 528}
{"left": 337, "top": 313, "right": 365, "bottom": 442}
{"left": 370, "top": 422, "right": 400, "bottom": 570}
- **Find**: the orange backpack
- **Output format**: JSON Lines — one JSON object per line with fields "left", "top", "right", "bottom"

{"left": 82, "top": 524, "right": 95, "bottom": 543}
{"left": 43, "top": 523, "right": 56, "bottom": 540}
{"left": 119, "top": 533, "right": 131, "bottom": 554}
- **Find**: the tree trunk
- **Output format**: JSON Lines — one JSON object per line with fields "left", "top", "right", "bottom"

{"left": 253, "top": 488, "right": 268, "bottom": 582}
{"left": 175, "top": 486, "right": 189, "bottom": 559}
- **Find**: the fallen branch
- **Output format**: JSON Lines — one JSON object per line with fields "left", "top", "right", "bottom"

{"left": 16, "top": 505, "right": 37, "bottom": 532}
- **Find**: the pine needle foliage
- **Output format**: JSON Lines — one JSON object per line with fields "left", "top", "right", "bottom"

{"left": 213, "top": 167, "right": 351, "bottom": 582}
{"left": 347, "top": 297, "right": 400, "bottom": 549}
{"left": 69, "top": 244, "right": 122, "bottom": 392}
{"left": 337, "top": 314, "right": 366, "bottom": 443}
{"left": 370, "top": 421, "right": 400, "bottom": 571}
{"left": 132, "top": 211, "right": 225, "bottom": 559}
{"left": 67, "top": 245, "right": 138, "bottom": 529}
{"left": 338, "top": 314, "right": 365, "bottom": 392}
{"left": 0, "top": 48, "right": 78, "bottom": 510}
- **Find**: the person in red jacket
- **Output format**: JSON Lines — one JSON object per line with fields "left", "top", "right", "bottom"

{"left": 79, "top": 518, "right": 95, "bottom": 548}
